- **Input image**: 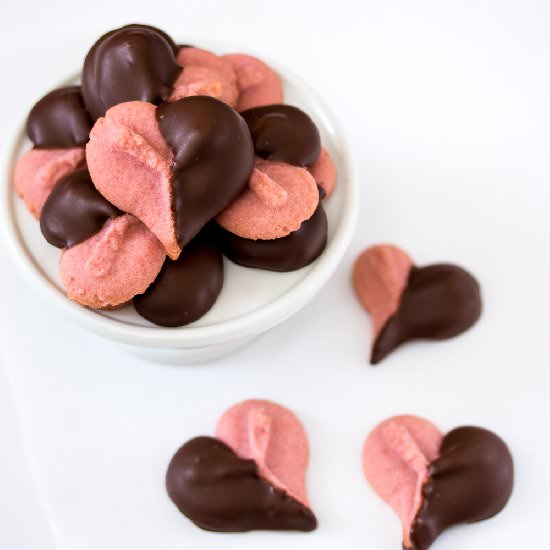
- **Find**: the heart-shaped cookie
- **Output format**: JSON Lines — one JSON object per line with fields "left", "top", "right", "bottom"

{"left": 353, "top": 245, "right": 482, "bottom": 364}
{"left": 86, "top": 96, "right": 254, "bottom": 259}
{"left": 166, "top": 399, "right": 317, "bottom": 532}
{"left": 363, "top": 416, "right": 514, "bottom": 550}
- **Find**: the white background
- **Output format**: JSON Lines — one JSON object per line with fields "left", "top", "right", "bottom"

{"left": 1, "top": 1, "right": 549, "bottom": 549}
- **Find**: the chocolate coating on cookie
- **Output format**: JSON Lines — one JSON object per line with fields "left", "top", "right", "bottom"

{"left": 40, "top": 169, "right": 120, "bottom": 249}
{"left": 156, "top": 96, "right": 254, "bottom": 248}
{"left": 82, "top": 24, "right": 180, "bottom": 120}
{"left": 137, "top": 23, "right": 179, "bottom": 55}
{"left": 372, "top": 264, "right": 482, "bottom": 364}
{"left": 133, "top": 234, "right": 223, "bottom": 327}
{"left": 213, "top": 203, "right": 327, "bottom": 272}
{"left": 241, "top": 104, "right": 321, "bottom": 167}
{"left": 27, "top": 86, "right": 92, "bottom": 147}
{"left": 166, "top": 436, "right": 317, "bottom": 532}
{"left": 410, "top": 427, "right": 514, "bottom": 550}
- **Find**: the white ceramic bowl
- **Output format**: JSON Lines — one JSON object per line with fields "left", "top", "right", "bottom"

{"left": 1, "top": 53, "right": 358, "bottom": 363}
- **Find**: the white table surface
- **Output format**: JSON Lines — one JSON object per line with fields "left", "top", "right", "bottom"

{"left": 1, "top": 1, "right": 549, "bottom": 549}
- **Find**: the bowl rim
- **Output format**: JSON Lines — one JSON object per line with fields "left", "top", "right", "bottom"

{"left": 0, "top": 51, "right": 359, "bottom": 349}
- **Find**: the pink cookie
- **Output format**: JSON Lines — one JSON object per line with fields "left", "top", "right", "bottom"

{"left": 216, "top": 399, "right": 311, "bottom": 507}
{"left": 309, "top": 147, "right": 336, "bottom": 198}
{"left": 177, "top": 47, "right": 237, "bottom": 87}
{"left": 223, "top": 53, "right": 283, "bottom": 112}
{"left": 362, "top": 416, "right": 443, "bottom": 547}
{"left": 353, "top": 245, "right": 413, "bottom": 340}
{"left": 59, "top": 214, "right": 165, "bottom": 309}
{"left": 169, "top": 65, "right": 238, "bottom": 106}
{"left": 171, "top": 47, "right": 238, "bottom": 107}
{"left": 216, "top": 159, "right": 319, "bottom": 240}
{"left": 14, "top": 147, "right": 85, "bottom": 218}
{"left": 86, "top": 101, "right": 179, "bottom": 259}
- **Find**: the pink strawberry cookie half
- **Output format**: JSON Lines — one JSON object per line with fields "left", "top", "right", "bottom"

{"left": 170, "top": 47, "right": 238, "bottom": 107}
{"left": 216, "top": 399, "right": 311, "bottom": 508}
{"left": 86, "top": 101, "right": 180, "bottom": 259}
{"left": 353, "top": 244, "right": 414, "bottom": 340}
{"left": 223, "top": 53, "right": 283, "bottom": 112}
{"left": 216, "top": 158, "right": 319, "bottom": 240}
{"left": 362, "top": 415, "right": 443, "bottom": 548}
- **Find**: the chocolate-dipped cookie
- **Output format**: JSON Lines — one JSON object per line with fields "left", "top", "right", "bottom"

{"left": 353, "top": 245, "right": 482, "bottom": 364}
{"left": 86, "top": 96, "right": 254, "bottom": 260}
{"left": 363, "top": 416, "right": 514, "bottom": 550}
{"left": 166, "top": 399, "right": 317, "bottom": 532}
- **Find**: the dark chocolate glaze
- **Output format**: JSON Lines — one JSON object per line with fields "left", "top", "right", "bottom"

{"left": 212, "top": 203, "right": 327, "bottom": 272}
{"left": 138, "top": 24, "right": 179, "bottom": 55}
{"left": 40, "top": 169, "right": 120, "bottom": 249}
{"left": 371, "top": 264, "right": 482, "bottom": 364}
{"left": 133, "top": 234, "right": 223, "bottom": 327}
{"left": 166, "top": 436, "right": 317, "bottom": 532}
{"left": 409, "top": 426, "right": 514, "bottom": 550}
{"left": 81, "top": 24, "right": 181, "bottom": 120}
{"left": 241, "top": 104, "right": 321, "bottom": 167}
{"left": 156, "top": 96, "right": 254, "bottom": 248}
{"left": 26, "top": 86, "right": 92, "bottom": 148}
